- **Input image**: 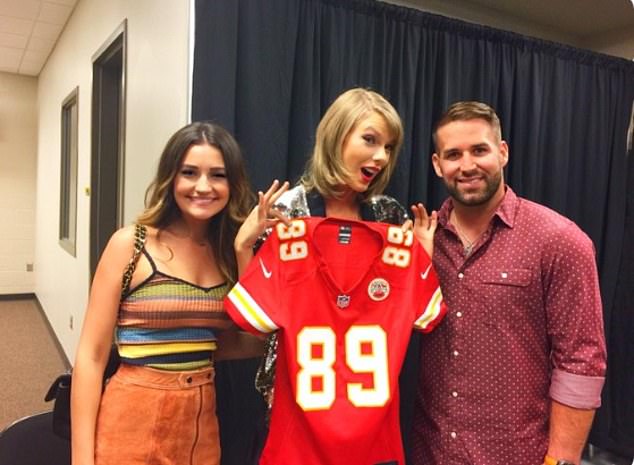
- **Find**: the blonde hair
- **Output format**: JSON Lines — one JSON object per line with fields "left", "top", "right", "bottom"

{"left": 301, "top": 88, "right": 403, "bottom": 200}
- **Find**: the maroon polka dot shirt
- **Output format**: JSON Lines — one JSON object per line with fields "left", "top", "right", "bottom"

{"left": 411, "top": 187, "right": 606, "bottom": 465}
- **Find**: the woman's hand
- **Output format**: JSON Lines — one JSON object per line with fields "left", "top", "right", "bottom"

{"left": 235, "top": 180, "right": 290, "bottom": 252}
{"left": 409, "top": 203, "right": 438, "bottom": 258}
{"left": 234, "top": 180, "right": 290, "bottom": 275}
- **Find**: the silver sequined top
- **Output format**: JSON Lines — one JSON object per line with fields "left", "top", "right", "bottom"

{"left": 254, "top": 185, "right": 408, "bottom": 410}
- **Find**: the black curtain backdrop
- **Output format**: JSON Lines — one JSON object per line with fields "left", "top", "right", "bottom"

{"left": 598, "top": 140, "right": 634, "bottom": 458}
{"left": 192, "top": 0, "right": 634, "bottom": 462}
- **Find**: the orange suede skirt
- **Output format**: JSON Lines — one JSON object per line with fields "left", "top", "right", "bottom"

{"left": 94, "top": 364, "right": 219, "bottom": 465}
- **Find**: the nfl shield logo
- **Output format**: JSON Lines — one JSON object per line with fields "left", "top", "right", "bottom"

{"left": 336, "top": 294, "right": 351, "bottom": 308}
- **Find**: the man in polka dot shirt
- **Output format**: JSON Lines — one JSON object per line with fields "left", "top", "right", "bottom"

{"left": 410, "top": 101, "right": 607, "bottom": 465}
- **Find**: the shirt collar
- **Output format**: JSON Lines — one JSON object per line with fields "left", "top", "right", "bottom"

{"left": 438, "top": 185, "right": 518, "bottom": 230}
{"left": 306, "top": 189, "right": 327, "bottom": 216}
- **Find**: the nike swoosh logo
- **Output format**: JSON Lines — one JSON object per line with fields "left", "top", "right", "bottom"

{"left": 259, "top": 258, "right": 272, "bottom": 279}
{"left": 420, "top": 264, "right": 432, "bottom": 280}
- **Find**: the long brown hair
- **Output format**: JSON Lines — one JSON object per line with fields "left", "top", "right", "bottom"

{"left": 137, "top": 122, "right": 255, "bottom": 285}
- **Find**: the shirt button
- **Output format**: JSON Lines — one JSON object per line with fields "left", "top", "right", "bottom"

{"left": 452, "top": 391, "right": 458, "bottom": 397}
{"left": 458, "top": 272, "right": 464, "bottom": 279}
{"left": 186, "top": 377, "right": 193, "bottom": 384}
{"left": 453, "top": 350, "right": 459, "bottom": 357}
{"left": 456, "top": 311, "right": 463, "bottom": 318}
{"left": 450, "top": 431, "right": 457, "bottom": 439}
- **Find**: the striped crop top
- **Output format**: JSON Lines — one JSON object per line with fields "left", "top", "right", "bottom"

{"left": 116, "top": 249, "right": 233, "bottom": 371}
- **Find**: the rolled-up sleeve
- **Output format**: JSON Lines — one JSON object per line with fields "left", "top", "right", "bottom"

{"left": 545, "top": 223, "right": 607, "bottom": 408}
{"left": 550, "top": 369, "right": 605, "bottom": 408}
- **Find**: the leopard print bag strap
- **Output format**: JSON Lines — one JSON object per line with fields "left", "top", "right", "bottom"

{"left": 120, "top": 224, "right": 147, "bottom": 300}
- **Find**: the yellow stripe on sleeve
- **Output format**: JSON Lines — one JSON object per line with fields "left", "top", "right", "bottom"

{"left": 228, "top": 283, "right": 278, "bottom": 333}
{"left": 414, "top": 287, "right": 444, "bottom": 330}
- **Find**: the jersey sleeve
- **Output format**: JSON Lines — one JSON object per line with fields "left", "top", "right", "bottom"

{"left": 412, "top": 244, "right": 446, "bottom": 333}
{"left": 224, "top": 230, "right": 282, "bottom": 336}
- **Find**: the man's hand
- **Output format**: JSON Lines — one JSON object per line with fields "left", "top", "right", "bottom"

{"left": 408, "top": 202, "right": 438, "bottom": 258}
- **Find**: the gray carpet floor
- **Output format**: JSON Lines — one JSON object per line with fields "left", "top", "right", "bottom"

{"left": 0, "top": 296, "right": 69, "bottom": 431}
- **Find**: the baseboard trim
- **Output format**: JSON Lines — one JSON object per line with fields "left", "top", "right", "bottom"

{"left": 0, "top": 293, "right": 36, "bottom": 301}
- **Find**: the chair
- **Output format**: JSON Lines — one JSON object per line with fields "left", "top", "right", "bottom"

{"left": 0, "top": 411, "right": 70, "bottom": 465}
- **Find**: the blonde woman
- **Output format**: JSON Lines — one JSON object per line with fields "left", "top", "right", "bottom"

{"left": 231, "top": 88, "right": 445, "bottom": 464}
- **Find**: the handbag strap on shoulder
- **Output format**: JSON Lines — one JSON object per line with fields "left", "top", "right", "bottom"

{"left": 120, "top": 224, "right": 147, "bottom": 300}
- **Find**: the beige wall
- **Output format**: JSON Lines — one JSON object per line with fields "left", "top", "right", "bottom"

{"left": 388, "top": 0, "right": 634, "bottom": 59}
{"left": 583, "top": 29, "right": 634, "bottom": 60}
{"left": 387, "top": 0, "right": 578, "bottom": 45}
{"left": 0, "top": 72, "right": 37, "bottom": 294}
{"left": 35, "top": 0, "right": 191, "bottom": 360}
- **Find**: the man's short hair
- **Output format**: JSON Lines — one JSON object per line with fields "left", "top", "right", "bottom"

{"left": 433, "top": 101, "right": 502, "bottom": 151}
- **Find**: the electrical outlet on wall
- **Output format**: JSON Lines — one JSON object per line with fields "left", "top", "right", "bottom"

{"left": 26, "top": 263, "right": 34, "bottom": 272}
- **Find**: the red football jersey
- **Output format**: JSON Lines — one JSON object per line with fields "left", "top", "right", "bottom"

{"left": 225, "top": 217, "right": 445, "bottom": 465}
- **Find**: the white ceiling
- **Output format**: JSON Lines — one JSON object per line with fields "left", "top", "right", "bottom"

{"left": 0, "top": 0, "right": 632, "bottom": 77}
{"left": 0, "top": 0, "right": 77, "bottom": 76}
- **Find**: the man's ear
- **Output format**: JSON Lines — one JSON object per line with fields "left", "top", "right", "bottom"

{"left": 431, "top": 153, "right": 443, "bottom": 177}
{"left": 499, "top": 141, "right": 509, "bottom": 168}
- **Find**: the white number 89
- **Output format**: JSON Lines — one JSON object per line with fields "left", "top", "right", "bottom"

{"left": 296, "top": 325, "right": 390, "bottom": 411}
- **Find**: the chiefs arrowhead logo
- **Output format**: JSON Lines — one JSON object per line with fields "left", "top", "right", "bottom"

{"left": 368, "top": 278, "right": 390, "bottom": 302}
